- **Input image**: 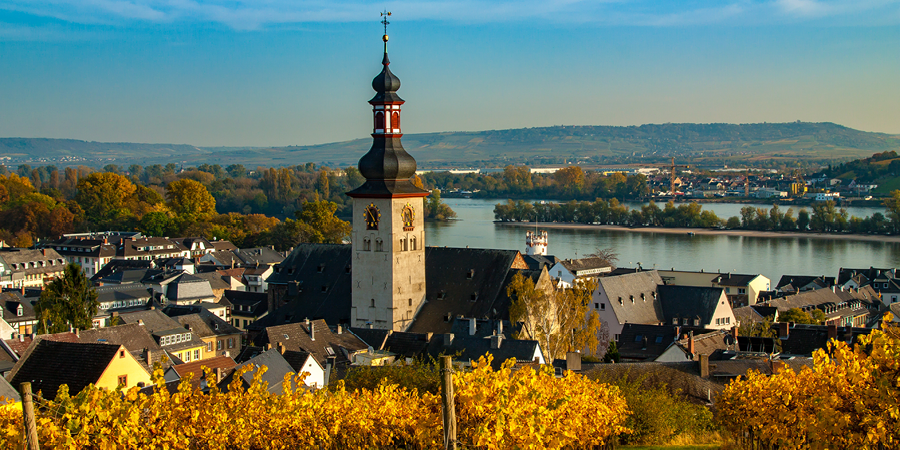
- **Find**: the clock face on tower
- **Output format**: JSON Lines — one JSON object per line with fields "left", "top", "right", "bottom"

{"left": 401, "top": 204, "right": 415, "bottom": 230}
{"left": 365, "top": 204, "right": 380, "bottom": 230}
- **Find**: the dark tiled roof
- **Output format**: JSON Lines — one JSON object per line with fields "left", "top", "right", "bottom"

{"left": 4, "top": 332, "right": 79, "bottom": 358}
{"left": 235, "top": 247, "right": 285, "bottom": 266}
{"left": 90, "top": 260, "right": 152, "bottom": 283}
{"left": 732, "top": 306, "right": 767, "bottom": 325}
{"left": 837, "top": 267, "right": 896, "bottom": 286}
{"left": 426, "top": 334, "right": 541, "bottom": 369}
{"left": 224, "top": 290, "right": 268, "bottom": 317}
{"left": 521, "top": 254, "right": 559, "bottom": 271}
{"left": 712, "top": 273, "right": 761, "bottom": 286}
{"left": 777, "top": 324, "right": 872, "bottom": 357}
{"left": 559, "top": 257, "right": 612, "bottom": 274}
{"left": 659, "top": 285, "right": 727, "bottom": 326}
{"left": 46, "top": 237, "right": 117, "bottom": 258}
{"left": 261, "top": 319, "right": 368, "bottom": 367}
{"left": 77, "top": 323, "right": 166, "bottom": 369}
{"left": 617, "top": 324, "right": 679, "bottom": 361}
{"left": 221, "top": 349, "right": 297, "bottom": 393}
{"left": 95, "top": 284, "right": 153, "bottom": 305}
{"left": 349, "top": 327, "right": 434, "bottom": 358}
{"left": 118, "top": 309, "right": 205, "bottom": 353}
{"left": 0, "top": 291, "right": 35, "bottom": 323}
{"left": 172, "top": 312, "right": 241, "bottom": 339}
{"left": 776, "top": 275, "right": 835, "bottom": 291}
{"left": 0, "top": 248, "right": 67, "bottom": 275}
{"left": 164, "top": 273, "right": 216, "bottom": 302}
{"left": 0, "top": 376, "right": 21, "bottom": 403}
{"left": 9, "top": 340, "right": 128, "bottom": 399}
{"left": 192, "top": 272, "right": 232, "bottom": 291}
{"left": 281, "top": 350, "right": 315, "bottom": 373}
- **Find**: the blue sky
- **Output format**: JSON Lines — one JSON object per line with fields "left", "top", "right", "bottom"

{"left": 0, "top": 0, "right": 898, "bottom": 147}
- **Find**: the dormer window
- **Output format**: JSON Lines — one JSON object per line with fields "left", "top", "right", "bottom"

{"left": 467, "top": 269, "right": 475, "bottom": 280}
{"left": 317, "top": 264, "right": 325, "bottom": 273}
{"left": 17, "top": 305, "right": 23, "bottom": 317}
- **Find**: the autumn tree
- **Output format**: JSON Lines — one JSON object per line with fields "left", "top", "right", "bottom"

{"left": 294, "top": 197, "right": 351, "bottom": 244}
{"left": 166, "top": 178, "right": 217, "bottom": 223}
{"left": 34, "top": 263, "right": 99, "bottom": 333}
{"left": 554, "top": 166, "right": 585, "bottom": 197}
{"left": 778, "top": 307, "right": 826, "bottom": 325}
{"left": 75, "top": 172, "right": 137, "bottom": 226}
{"left": 425, "top": 188, "right": 456, "bottom": 221}
{"left": 507, "top": 272, "right": 602, "bottom": 361}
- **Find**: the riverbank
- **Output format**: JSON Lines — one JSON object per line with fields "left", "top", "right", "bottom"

{"left": 497, "top": 221, "right": 900, "bottom": 243}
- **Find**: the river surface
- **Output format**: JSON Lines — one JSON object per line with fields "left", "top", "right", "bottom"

{"left": 424, "top": 198, "right": 900, "bottom": 284}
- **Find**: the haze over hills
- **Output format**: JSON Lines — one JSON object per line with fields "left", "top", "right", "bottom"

{"left": 3, "top": 122, "right": 899, "bottom": 170}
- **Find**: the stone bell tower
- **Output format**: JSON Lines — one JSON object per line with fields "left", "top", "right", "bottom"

{"left": 346, "top": 15, "right": 429, "bottom": 331}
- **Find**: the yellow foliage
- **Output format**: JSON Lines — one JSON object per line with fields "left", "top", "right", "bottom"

{"left": 0, "top": 359, "right": 629, "bottom": 449}
{"left": 719, "top": 314, "right": 900, "bottom": 449}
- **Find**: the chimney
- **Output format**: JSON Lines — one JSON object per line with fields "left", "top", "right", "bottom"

{"left": 699, "top": 354, "right": 710, "bottom": 378}
{"left": 497, "top": 321, "right": 503, "bottom": 336}
{"left": 310, "top": 323, "right": 315, "bottom": 341}
{"left": 827, "top": 323, "right": 837, "bottom": 340}
{"left": 277, "top": 342, "right": 285, "bottom": 354}
{"left": 145, "top": 349, "right": 152, "bottom": 365}
{"left": 469, "top": 318, "right": 476, "bottom": 336}
{"left": 265, "top": 343, "right": 272, "bottom": 350}
{"left": 18, "top": 334, "right": 24, "bottom": 342}
{"left": 687, "top": 331, "right": 695, "bottom": 357}
{"left": 336, "top": 324, "right": 342, "bottom": 335}
{"left": 75, "top": 328, "right": 80, "bottom": 338}
{"left": 566, "top": 352, "right": 582, "bottom": 371}
{"left": 778, "top": 322, "right": 789, "bottom": 339}
{"left": 444, "top": 333, "right": 454, "bottom": 346}
{"left": 304, "top": 317, "right": 310, "bottom": 326}
{"left": 138, "top": 319, "right": 144, "bottom": 326}
{"left": 490, "top": 334, "right": 502, "bottom": 349}
{"left": 215, "top": 367, "right": 224, "bottom": 383}
{"left": 731, "top": 326, "right": 738, "bottom": 343}
{"left": 832, "top": 286, "right": 836, "bottom": 293}
{"left": 425, "top": 332, "right": 433, "bottom": 342}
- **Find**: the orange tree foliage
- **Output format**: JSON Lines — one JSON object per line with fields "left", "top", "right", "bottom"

{"left": 718, "top": 314, "right": 900, "bottom": 449}
{"left": 0, "top": 356, "right": 629, "bottom": 449}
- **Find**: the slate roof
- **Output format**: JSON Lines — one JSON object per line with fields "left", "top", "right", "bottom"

{"left": 164, "top": 273, "right": 216, "bottom": 302}
{"left": 0, "top": 248, "right": 67, "bottom": 275}
{"left": 224, "top": 290, "right": 268, "bottom": 317}
{"left": 260, "top": 319, "right": 368, "bottom": 367}
{"left": 732, "top": 306, "right": 767, "bottom": 325}
{"left": 95, "top": 284, "right": 153, "bottom": 306}
{"left": 712, "top": 273, "right": 761, "bottom": 286}
{"left": 90, "top": 259, "right": 153, "bottom": 283}
{"left": 221, "top": 349, "right": 298, "bottom": 393}
{"left": 672, "top": 330, "right": 733, "bottom": 360}
{"left": 9, "top": 340, "right": 132, "bottom": 399}
{"left": 0, "top": 376, "right": 21, "bottom": 403}
{"left": 837, "top": 267, "right": 897, "bottom": 286}
{"left": 776, "top": 275, "right": 835, "bottom": 292}
{"left": 211, "top": 240, "right": 239, "bottom": 251}
{"left": 777, "top": 324, "right": 872, "bottom": 356}
{"left": 0, "top": 291, "right": 35, "bottom": 323}
{"left": 521, "top": 254, "right": 560, "bottom": 271}
{"left": 281, "top": 350, "right": 319, "bottom": 375}
{"left": 117, "top": 237, "right": 187, "bottom": 258}
{"left": 426, "top": 334, "right": 541, "bottom": 369}
{"left": 658, "top": 285, "right": 727, "bottom": 326}
{"left": 173, "top": 312, "right": 241, "bottom": 339}
{"left": 559, "top": 257, "right": 612, "bottom": 274}
{"left": 235, "top": 247, "right": 285, "bottom": 266}
{"left": 759, "top": 286, "right": 877, "bottom": 317}
{"left": 258, "top": 244, "right": 528, "bottom": 334}
{"left": 448, "top": 318, "right": 514, "bottom": 339}
{"left": 192, "top": 272, "right": 232, "bottom": 291}
{"left": 201, "top": 251, "right": 242, "bottom": 268}
{"left": 46, "top": 237, "right": 117, "bottom": 259}
{"left": 77, "top": 323, "right": 166, "bottom": 369}
{"left": 118, "top": 309, "right": 205, "bottom": 353}
{"left": 617, "top": 324, "right": 680, "bottom": 361}
{"left": 601, "top": 270, "right": 664, "bottom": 325}
{"left": 349, "top": 328, "right": 433, "bottom": 358}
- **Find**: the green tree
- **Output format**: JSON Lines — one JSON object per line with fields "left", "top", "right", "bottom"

{"left": 778, "top": 307, "right": 825, "bottom": 325}
{"left": 34, "top": 263, "right": 99, "bottom": 333}
{"left": 603, "top": 341, "right": 620, "bottom": 363}
{"left": 295, "top": 197, "right": 351, "bottom": 244}
{"left": 797, "top": 208, "right": 810, "bottom": 231}
{"left": 315, "top": 170, "right": 330, "bottom": 199}
{"left": 884, "top": 190, "right": 900, "bottom": 233}
{"left": 166, "top": 178, "right": 217, "bottom": 222}
{"left": 425, "top": 189, "right": 457, "bottom": 221}
{"left": 139, "top": 211, "right": 173, "bottom": 236}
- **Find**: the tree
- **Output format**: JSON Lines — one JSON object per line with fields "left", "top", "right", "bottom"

{"left": 884, "top": 190, "right": 900, "bottom": 233}
{"left": 294, "top": 197, "right": 351, "bottom": 244}
{"left": 315, "top": 171, "right": 330, "bottom": 199}
{"left": 75, "top": 172, "right": 137, "bottom": 226}
{"left": 778, "top": 307, "right": 825, "bottom": 325}
{"left": 34, "top": 263, "right": 99, "bottom": 333}
{"left": 425, "top": 188, "right": 457, "bottom": 221}
{"left": 588, "top": 247, "right": 619, "bottom": 268}
{"left": 603, "top": 341, "right": 620, "bottom": 363}
{"left": 507, "top": 272, "right": 602, "bottom": 361}
{"left": 166, "top": 178, "right": 217, "bottom": 223}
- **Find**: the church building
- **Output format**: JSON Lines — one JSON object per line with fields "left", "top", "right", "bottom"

{"left": 253, "top": 29, "right": 542, "bottom": 335}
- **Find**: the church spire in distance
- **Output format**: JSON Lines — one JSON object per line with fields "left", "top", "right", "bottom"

{"left": 347, "top": 12, "right": 428, "bottom": 199}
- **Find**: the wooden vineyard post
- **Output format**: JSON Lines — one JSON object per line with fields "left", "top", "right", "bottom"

{"left": 19, "top": 382, "right": 40, "bottom": 450}
{"left": 440, "top": 355, "right": 456, "bottom": 450}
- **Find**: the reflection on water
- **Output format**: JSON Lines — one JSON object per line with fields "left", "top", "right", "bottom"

{"left": 425, "top": 198, "right": 900, "bottom": 282}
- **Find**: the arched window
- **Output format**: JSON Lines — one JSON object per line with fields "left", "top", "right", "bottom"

{"left": 391, "top": 111, "right": 400, "bottom": 131}
{"left": 363, "top": 237, "right": 371, "bottom": 251}
{"left": 370, "top": 299, "right": 376, "bottom": 308}
{"left": 374, "top": 111, "right": 385, "bottom": 130}
{"left": 411, "top": 236, "right": 417, "bottom": 251}
{"left": 375, "top": 238, "right": 383, "bottom": 252}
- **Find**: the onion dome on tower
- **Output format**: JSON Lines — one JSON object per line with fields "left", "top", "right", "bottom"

{"left": 347, "top": 25, "right": 428, "bottom": 199}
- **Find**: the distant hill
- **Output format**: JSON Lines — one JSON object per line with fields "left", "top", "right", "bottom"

{"left": 3, "top": 122, "right": 899, "bottom": 169}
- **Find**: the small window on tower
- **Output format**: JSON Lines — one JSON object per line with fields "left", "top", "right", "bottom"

{"left": 370, "top": 299, "right": 376, "bottom": 308}
{"left": 391, "top": 111, "right": 400, "bottom": 130}
{"left": 374, "top": 111, "right": 385, "bottom": 130}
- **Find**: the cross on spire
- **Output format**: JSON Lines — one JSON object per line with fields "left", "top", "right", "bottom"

{"left": 381, "top": 11, "right": 391, "bottom": 51}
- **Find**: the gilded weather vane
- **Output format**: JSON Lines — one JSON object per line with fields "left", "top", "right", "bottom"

{"left": 381, "top": 10, "right": 391, "bottom": 49}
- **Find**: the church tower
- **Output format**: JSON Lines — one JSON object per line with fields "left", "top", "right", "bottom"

{"left": 347, "top": 16, "right": 429, "bottom": 331}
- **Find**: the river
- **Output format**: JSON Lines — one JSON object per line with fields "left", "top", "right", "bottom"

{"left": 424, "top": 198, "right": 900, "bottom": 284}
